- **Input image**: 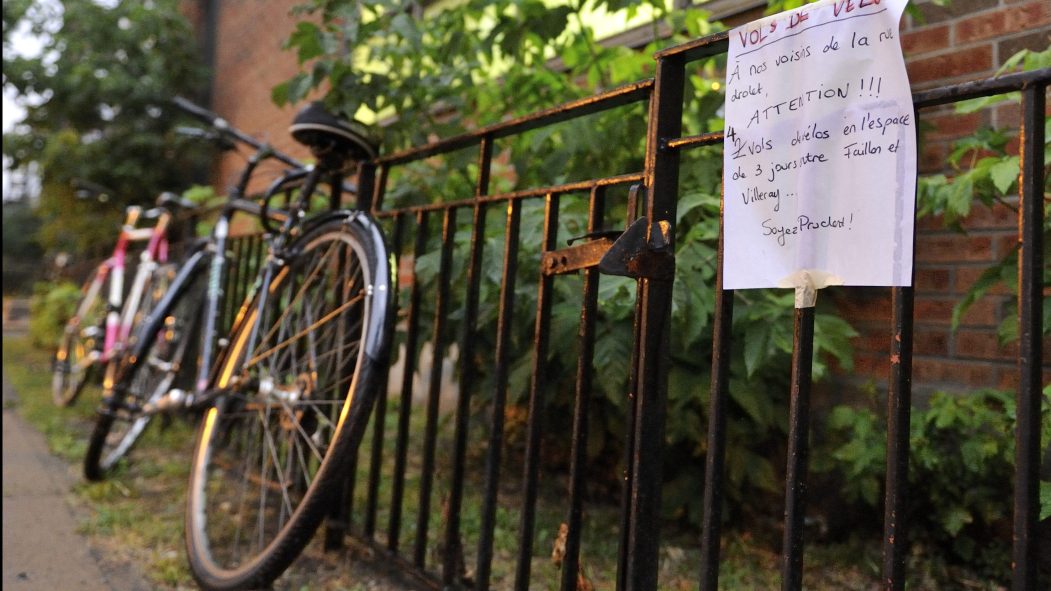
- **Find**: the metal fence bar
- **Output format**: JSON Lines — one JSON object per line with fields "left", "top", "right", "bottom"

{"left": 664, "top": 131, "right": 723, "bottom": 151}
{"left": 514, "top": 192, "right": 561, "bottom": 591}
{"left": 624, "top": 48, "right": 685, "bottom": 591}
{"left": 443, "top": 135, "right": 494, "bottom": 585}
{"left": 560, "top": 185, "right": 607, "bottom": 591}
{"left": 372, "top": 163, "right": 390, "bottom": 213}
{"left": 415, "top": 206, "right": 458, "bottom": 568}
{"left": 883, "top": 285, "right": 914, "bottom": 591}
{"left": 378, "top": 81, "right": 654, "bottom": 167}
{"left": 225, "top": 234, "right": 246, "bottom": 334}
{"left": 475, "top": 198, "right": 523, "bottom": 591}
{"left": 912, "top": 68, "right": 1050, "bottom": 108}
{"left": 388, "top": 210, "right": 430, "bottom": 554}
{"left": 373, "top": 173, "right": 645, "bottom": 219}
{"left": 616, "top": 294, "right": 643, "bottom": 591}
{"left": 699, "top": 225, "right": 734, "bottom": 591}
{"left": 219, "top": 235, "right": 241, "bottom": 333}
{"left": 780, "top": 307, "right": 815, "bottom": 591}
{"left": 1012, "top": 80, "right": 1045, "bottom": 591}
{"left": 617, "top": 185, "right": 645, "bottom": 591}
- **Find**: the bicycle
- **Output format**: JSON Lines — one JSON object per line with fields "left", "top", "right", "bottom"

{"left": 83, "top": 101, "right": 312, "bottom": 481}
{"left": 51, "top": 191, "right": 195, "bottom": 407}
{"left": 84, "top": 97, "right": 393, "bottom": 591}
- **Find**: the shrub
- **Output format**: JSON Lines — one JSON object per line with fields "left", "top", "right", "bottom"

{"left": 819, "top": 387, "right": 1051, "bottom": 582}
{"left": 28, "top": 280, "right": 82, "bottom": 349}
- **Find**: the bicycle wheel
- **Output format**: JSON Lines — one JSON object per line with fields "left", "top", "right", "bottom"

{"left": 53, "top": 267, "right": 107, "bottom": 406}
{"left": 185, "top": 214, "right": 390, "bottom": 591}
{"left": 84, "top": 260, "right": 202, "bottom": 481}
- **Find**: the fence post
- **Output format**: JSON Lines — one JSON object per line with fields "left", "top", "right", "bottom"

{"left": 624, "top": 51, "right": 684, "bottom": 591}
{"left": 1012, "top": 80, "right": 1045, "bottom": 591}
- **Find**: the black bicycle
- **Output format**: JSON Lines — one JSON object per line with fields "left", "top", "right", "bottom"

{"left": 84, "top": 98, "right": 393, "bottom": 591}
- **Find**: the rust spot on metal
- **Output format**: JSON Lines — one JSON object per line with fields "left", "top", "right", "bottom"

{"left": 542, "top": 237, "right": 615, "bottom": 275}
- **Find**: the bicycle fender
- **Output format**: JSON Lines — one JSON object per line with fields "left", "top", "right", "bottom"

{"left": 125, "top": 246, "right": 211, "bottom": 363}
{"left": 296, "top": 210, "right": 392, "bottom": 362}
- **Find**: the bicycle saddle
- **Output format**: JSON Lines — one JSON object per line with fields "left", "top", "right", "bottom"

{"left": 289, "top": 102, "right": 378, "bottom": 163}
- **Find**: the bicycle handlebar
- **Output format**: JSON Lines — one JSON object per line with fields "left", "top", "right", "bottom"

{"left": 171, "top": 96, "right": 360, "bottom": 211}
{"left": 171, "top": 96, "right": 303, "bottom": 169}
{"left": 155, "top": 192, "right": 198, "bottom": 211}
{"left": 227, "top": 198, "right": 289, "bottom": 224}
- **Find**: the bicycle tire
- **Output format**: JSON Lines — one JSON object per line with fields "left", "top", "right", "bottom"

{"left": 84, "top": 259, "right": 204, "bottom": 481}
{"left": 53, "top": 267, "right": 107, "bottom": 406}
{"left": 185, "top": 213, "right": 391, "bottom": 591}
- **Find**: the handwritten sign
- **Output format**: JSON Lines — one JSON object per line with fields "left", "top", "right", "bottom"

{"left": 722, "top": 0, "right": 915, "bottom": 295}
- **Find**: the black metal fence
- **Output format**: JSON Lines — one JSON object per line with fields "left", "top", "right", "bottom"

{"left": 222, "top": 31, "right": 1047, "bottom": 591}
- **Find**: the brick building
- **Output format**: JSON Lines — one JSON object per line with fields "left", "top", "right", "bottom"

{"left": 183, "top": 0, "right": 1050, "bottom": 396}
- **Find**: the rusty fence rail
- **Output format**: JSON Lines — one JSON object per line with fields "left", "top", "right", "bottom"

{"left": 217, "top": 31, "right": 1047, "bottom": 591}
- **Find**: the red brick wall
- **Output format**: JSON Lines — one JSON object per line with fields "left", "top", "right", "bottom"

{"left": 204, "top": 0, "right": 314, "bottom": 194}
{"left": 842, "top": 0, "right": 1051, "bottom": 396}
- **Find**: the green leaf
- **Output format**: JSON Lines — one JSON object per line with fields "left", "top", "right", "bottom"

{"left": 954, "top": 93, "right": 1018, "bottom": 115}
{"left": 747, "top": 453, "right": 779, "bottom": 492}
{"left": 743, "top": 323, "right": 770, "bottom": 378}
{"left": 288, "top": 22, "right": 323, "bottom": 64}
{"left": 946, "top": 175, "right": 974, "bottom": 220}
{"left": 988, "top": 156, "right": 1019, "bottom": 194}
{"left": 676, "top": 191, "right": 711, "bottom": 224}
{"left": 729, "top": 382, "right": 774, "bottom": 428}
{"left": 1040, "top": 481, "right": 1051, "bottom": 521}
{"left": 941, "top": 506, "right": 973, "bottom": 536}
{"left": 996, "top": 48, "right": 1029, "bottom": 75}
{"left": 951, "top": 248, "right": 1016, "bottom": 330}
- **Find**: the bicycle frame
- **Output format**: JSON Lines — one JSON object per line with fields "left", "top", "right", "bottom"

{"left": 60, "top": 205, "right": 173, "bottom": 375}
{"left": 196, "top": 168, "right": 325, "bottom": 399}
{"left": 128, "top": 161, "right": 317, "bottom": 409}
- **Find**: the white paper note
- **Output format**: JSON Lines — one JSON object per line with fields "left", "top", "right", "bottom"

{"left": 722, "top": 0, "right": 915, "bottom": 291}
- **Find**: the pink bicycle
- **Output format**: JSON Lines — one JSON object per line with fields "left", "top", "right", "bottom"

{"left": 51, "top": 192, "right": 194, "bottom": 406}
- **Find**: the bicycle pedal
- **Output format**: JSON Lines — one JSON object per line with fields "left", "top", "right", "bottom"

{"left": 143, "top": 389, "right": 186, "bottom": 414}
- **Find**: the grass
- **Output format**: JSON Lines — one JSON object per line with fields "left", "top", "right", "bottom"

{"left": 3, "top": 334, "right": 1012, "bottom": 590}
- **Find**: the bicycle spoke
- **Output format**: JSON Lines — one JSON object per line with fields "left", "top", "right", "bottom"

{"left": 244, "top": 293, "right": 364, "bottom": 369}
{"left": 252, "top": 239, "right": 343, "bottom": 352}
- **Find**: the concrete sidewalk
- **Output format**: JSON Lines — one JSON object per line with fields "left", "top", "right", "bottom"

{"left": 2, "top": 303, "right": 150, "bottom": 591}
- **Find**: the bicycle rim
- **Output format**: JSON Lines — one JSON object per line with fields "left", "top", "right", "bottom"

{"left": 186, "top": 217, "right": 387, "bottom": 590}
{"left": 53, "top": 269, "right": 106, "bottom": 406}
{"left": 85, "top": 264, "right": 200, "bottom": 480}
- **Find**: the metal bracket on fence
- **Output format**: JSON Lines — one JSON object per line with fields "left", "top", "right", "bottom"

{"left": 541, "top": 235, "right": 617, "bottom": 275}
{"left": 597, "top": 216, "right": 674, "bottom": 280}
